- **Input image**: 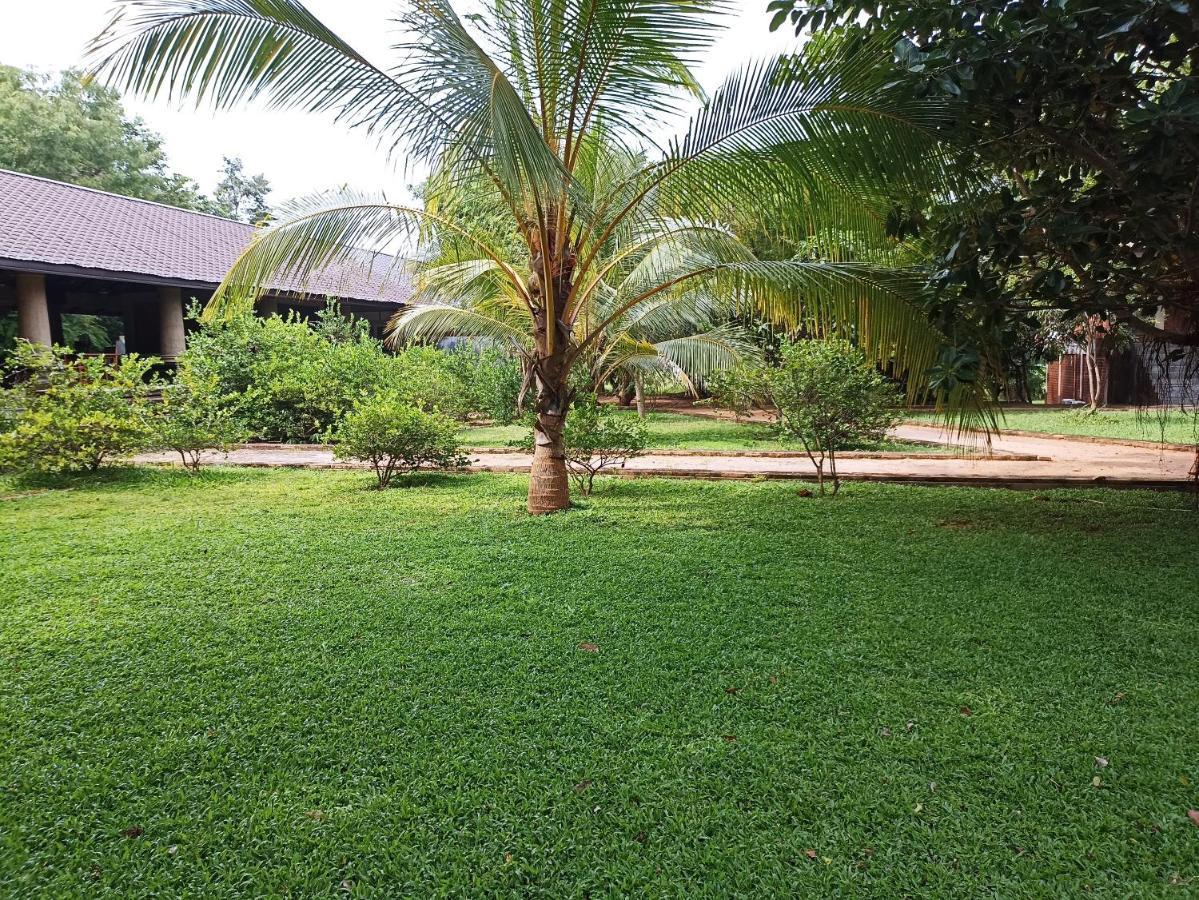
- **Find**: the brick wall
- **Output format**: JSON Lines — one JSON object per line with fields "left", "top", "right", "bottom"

{"left": 1045, "top": 353, "right": 1110, "bottom": 406}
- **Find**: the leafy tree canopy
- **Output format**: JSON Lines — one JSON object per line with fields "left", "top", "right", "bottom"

{"left": 212, "top": 155, "right": 272, "bottom": 224}
{"left": 769, "top": 0, "right": 1199, "bottom": 387}
{"left": 0, "top": 64, "right": 208, "bottom": 209}
{"left": 0, "top": 65, "right": 272, "bottom": 223}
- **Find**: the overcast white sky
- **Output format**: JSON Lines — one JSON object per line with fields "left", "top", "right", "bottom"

{"left": 0, "top": 1, "right": 796, "bottom": 206}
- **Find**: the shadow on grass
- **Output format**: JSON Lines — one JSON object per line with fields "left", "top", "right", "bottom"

{"left": 356, "top": 471, "right": 473, "bottom": 491}
{"left": 2, "top": 464, "right": 260, "bottom": 499}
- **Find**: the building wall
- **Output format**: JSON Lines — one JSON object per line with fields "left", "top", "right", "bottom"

{"left": 1045, "top": 353, "right": 1110, "bottom": 406}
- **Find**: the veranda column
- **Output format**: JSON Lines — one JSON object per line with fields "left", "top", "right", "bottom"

{"left": 159, "top": 285, "right": 186, "bottom": 361}
{"left": 16, "top": 272, "right": 52, "bottom": 345}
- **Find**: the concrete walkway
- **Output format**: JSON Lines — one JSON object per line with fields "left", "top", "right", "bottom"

{"left": 137, "top": 423, "right": 1198, "bottom": 490}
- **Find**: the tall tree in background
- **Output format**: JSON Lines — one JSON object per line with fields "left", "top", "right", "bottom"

{"left": 212, "top": 155, "right": 272, "bottom": 224}
{"left": 91, "top": 0, "right": 963, "bottom": 514}
{"left": 768, "top": 0, "right": 1199, "bottom": 397}
{"left": 0, "top": 64, "right": 207, "bottom": 209}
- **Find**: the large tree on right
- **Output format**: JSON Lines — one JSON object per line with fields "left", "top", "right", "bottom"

{"left": 771, "top": 0, "right": 1199, "bottom": 390}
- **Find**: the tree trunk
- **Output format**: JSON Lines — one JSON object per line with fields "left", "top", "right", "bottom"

{"left": 1085, "top": 337, "right": 1101, "bottom": 412}
{"left": 634, "top": 373, "right": 646, "bottom": 419}
{"left": 527, "top": 321, "right": 573, "bottom": 515}
{"left": 529, "top": 406, "right": 570, "bottom": 513}
{"left": 617, "top": 376, "right": 634, "bottom": 406}
{"left": 524, "top": 222, "right": 577, "bottom": 515}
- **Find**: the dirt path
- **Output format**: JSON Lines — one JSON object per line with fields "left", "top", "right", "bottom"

{"left": 137, "top": 424, "right": 1197, "bottom": 490}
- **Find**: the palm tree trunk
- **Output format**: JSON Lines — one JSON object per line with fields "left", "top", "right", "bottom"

{"left": 634, "top": 373, "right": 646, "bottom": 419}
{"left": 529, "top": 406, "right": 570, "bottom": 513}
{"left": 527, "top": 323, "right": 573, "bottom": 515}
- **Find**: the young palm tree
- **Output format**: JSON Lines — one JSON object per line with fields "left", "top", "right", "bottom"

{"left": 91, "top": 0, "right": 957, "bottom": 513}
{"left": 398, "top": 159, "right": 762, "bottom": 404}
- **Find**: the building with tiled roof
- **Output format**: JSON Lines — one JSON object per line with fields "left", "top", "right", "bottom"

{"left": 0, "top": 169, "right": 412, "bottom": 359}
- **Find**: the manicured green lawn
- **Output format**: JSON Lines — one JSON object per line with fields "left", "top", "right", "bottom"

{"left": 911, "top": 408, "right": 1199, "bottom": 444}
{"left": 462, "top": 410, "right": 946, "bottom": 453}
{"left": 2, "top": 469, "right": 1197, "bottom": 896}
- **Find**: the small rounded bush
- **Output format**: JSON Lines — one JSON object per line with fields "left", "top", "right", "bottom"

{"left": 331, "top": 394, "right": 468, "bottom": 488}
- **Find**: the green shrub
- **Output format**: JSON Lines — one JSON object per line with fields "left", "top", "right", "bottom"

{"left": 0, "top": 341, "right": 157, "bottom": 474}
{"left": 707, "top": 363, "right": 773, "bottom": 421}
{"left": 331, "top": 393, "right": 468, "bottom": 489}
{"left": 442, "top": 346, "right": 525, "bottom": 424}
{"left": 181, "top": 303, "right": 519, "bottom": 440}
{"left": 563, "top": 395, "right": 649, "bottom": 495}
{"left": 389, "top": 347, "right": 473, "bottom": 420}
{"left": 153, "top": 372, "right": 249, "bottom": 473}
{"left": 181, "top": 301, "right": 399, "bottom": 442}
{"left": 713, "top": 339, "right": 901, "bottom": 495}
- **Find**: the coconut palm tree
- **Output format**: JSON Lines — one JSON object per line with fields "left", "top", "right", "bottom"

{"left": 397, "top": 155, "right": 761, "bottom": 406}
{"left": 91, "top": 0, "right": 959, "bottom": 513}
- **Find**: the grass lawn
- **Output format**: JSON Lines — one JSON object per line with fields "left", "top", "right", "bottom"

{"left": 462, "top": 410, "right": 947, "bottom": 453}
{"left": 911, "top": 408, "right": 1199, "bottom": 445}
{"left": 1, "top": 471, "right": 1197, "bottom": 895}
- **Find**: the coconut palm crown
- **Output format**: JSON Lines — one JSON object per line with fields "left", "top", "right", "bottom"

{"left": 91, "top": 0, "right": 962, "bottom": 513}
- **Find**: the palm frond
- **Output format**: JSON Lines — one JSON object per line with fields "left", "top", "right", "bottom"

{"left": 204, "top": 188, "right": 519, "bottom": 319}
{"left": 388, "top": 301, "right": 531, "bottom": 349}
{"left": 88, "top": 1, "right": 430, "bottom": 153}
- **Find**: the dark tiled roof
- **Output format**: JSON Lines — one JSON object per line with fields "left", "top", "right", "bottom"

{"left": 0, "top": 168, "right": 411, "bottom": 305}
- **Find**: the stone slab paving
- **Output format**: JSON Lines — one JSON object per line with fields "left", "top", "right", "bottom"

{"left": 137, "top": 423, "right": 1197, "bottom": 490}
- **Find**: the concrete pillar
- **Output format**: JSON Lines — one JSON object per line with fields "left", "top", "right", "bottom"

{"left": 257, "top": 295, "right": 278, "bottom": 317}
{"left": 16, "top": 272, "right": 52, "bottom": 346}
{"left": 159, "top": 285, "right": 186, "bottom": 360}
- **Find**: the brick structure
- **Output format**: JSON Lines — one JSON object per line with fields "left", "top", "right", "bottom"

{"left": 1046, "top": 352, "right": 1110, "bottom": 406}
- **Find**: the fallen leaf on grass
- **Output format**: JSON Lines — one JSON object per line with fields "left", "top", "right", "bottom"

{"left": 1095, "top": 756, "right": 1109, "bottom": 769}
{"left": 1188, "top": 810, "right": 1199, "bottom": 828}
{"left": 959, "top": 705, "right": 973, "bottom": 717}
{"left": 304, "top": 810, "right": 325, "bottom": 822}
{"left": 797, "top": 489, "right": 814, "bottom": 498}
{"left": 724, "top": 686, "right": 740, "bottom": 695}
{"left": 804, "top": 849, "right": 818, "bottom": 860}
{"left": 577, "top": 642, "right": 600, "bottom": 653}
{"left": 1108, "top": 691, "right": 1127, "bottom": 705}
{"left": 721, "top": 734, "right": 737, "bottom": 743}
{"left": 573, "top": 779, "right": 592, "bottom": 793}
{"left": 1091, "top": 776, "right": 1102, "bottom": 788}
{"left": 120, "top": 826, "right": 143, "bottom": 839}
{"left": 769, "top": 675, "right": 779, "bottom": 685}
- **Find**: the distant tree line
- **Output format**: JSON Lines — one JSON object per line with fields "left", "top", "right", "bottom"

{"left": 0, "top": 64, "right": 271, "bottom": 223}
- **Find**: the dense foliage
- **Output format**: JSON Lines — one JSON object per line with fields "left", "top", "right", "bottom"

{"left": 0, "top": 342, "right": 157, "bottom": 474}
{"left": 711, "top": 339, "right": 902, "bottom": 494}
{"left": 769, "top": 0, "right": 1199, "bottom": 396}
{"left": 0, "top": 64, "right": 271, "bottom": 224}
{"left": 561, "top": 395, "right": 649, "bottom": 496}
{"left": 180, "top": 305, "right": 396, "bottom": 442}
{"left": 180, "top": 304, "right": 522, "bottom": 442}
{"left": 331, "top": 394, "right": 467, "bottom": 489}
